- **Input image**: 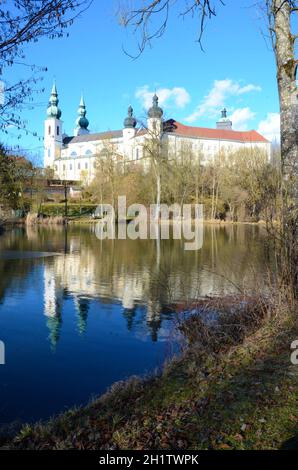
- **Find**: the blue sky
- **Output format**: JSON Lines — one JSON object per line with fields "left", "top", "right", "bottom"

{"left": 4, "top": 0, "right": 282, "bottom": 163}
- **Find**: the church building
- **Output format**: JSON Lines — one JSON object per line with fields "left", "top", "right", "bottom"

{"left": 44, "top": 83, "right": 271, "bottom": 183}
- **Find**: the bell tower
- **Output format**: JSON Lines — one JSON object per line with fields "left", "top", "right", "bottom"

{"left": 147, "top": 94, "right": 163, "bottom": 136}
{"left": 123, "top": 105, "right": 137, "bottom": 161}
{"left": 74, "top": 95, "right": 90, "bottom": 136}
{"left": 216, "top": 108, "right": 232, "bottom": 130}
{"left": 44, "top": 82, "right": 63, "bottom": 171}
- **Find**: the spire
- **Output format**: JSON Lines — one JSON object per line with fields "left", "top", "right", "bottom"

{"left": 148, "top": 94, "right": 163, "bottom": 119}
{"left": 79, "top": 95, "right": 85, "bottom": 108}
{"left": 47, "top": 81, "right": 62, "bottom": 119}
{"left": 51, "top": 81, "right": 57, "bottom": 96}
{"left": 124, "top": 105, "right": 137, "bottom": 129}
{"left": 75, "top": 94, "right": 89, "bottom": 135}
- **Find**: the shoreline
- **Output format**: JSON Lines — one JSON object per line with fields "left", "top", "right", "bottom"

{"left": 1, "top": 217, "right": 273, "bottom": 227}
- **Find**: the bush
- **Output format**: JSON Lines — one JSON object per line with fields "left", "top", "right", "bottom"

{"left": 39, "top": 203, "right": 98, "bottom": 217}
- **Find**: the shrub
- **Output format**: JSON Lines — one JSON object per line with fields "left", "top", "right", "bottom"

{"left": 39, "top": 203, "right": 98, "bottom": 217}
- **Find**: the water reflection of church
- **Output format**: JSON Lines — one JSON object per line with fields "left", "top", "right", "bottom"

{"left": 35, "top": 223, "right": 267, "bottom": 348}
{"left": 43, "top": 251, "right": 173, "bottom": 347}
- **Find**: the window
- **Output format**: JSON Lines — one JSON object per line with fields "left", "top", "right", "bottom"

{"left": 57, "top": 126, "right": 59, "bottom": 136}
{"left": 85, "top": 149, "right": 92, "bottom": 155}
{"left": 48, "top": 125, "right": 51, "bottom": 135}
{"left": 78, "top": 163, "right": 81, "bottom": 170}
{"left": 136, "top": 148, "right": 139, "bottom": 160}
{"left": 70, "top": 151, "right": 77, "bottom": 157}
{"left": 85, "top": 162, "right": 88, "bottom": 170}
{"left": 48, "top": 148, "right": 50, "bottom": 157}
{"left": 70, "top": 164, "right": 72, "bottom": 170}
{"left": 63, "top": 164, "right": 66, "bottom": 172}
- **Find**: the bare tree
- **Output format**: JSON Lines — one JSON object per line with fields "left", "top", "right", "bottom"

{"left": 119, "top": 0, "right": 223, "bottom": 56}
{"left": 266, "top": 1, "right": 298, "bottom": 185}
{"left": 139, "top": 125, "right": 168, "bottom": 219}
{"left": 0, "top": 0, "right": 92, "bottom": 133}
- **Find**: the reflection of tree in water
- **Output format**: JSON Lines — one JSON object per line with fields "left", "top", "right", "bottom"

{"left": 146, "top": 300, "right": 162, "bottom": 342}
{"left": 74, "top": 297, "right": 90, "bottom": 335}
{"left": 123, "top": 307, "right": 137, "bottom": 331}
{"left": 145, "top": 269, "right": 171, "bottom": 342}
{"left": 0, "top": 258, "right": 39, "bottom": 303}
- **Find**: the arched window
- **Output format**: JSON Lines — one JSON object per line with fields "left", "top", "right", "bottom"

{"left": 57, "top": 126, "right": 59, "bottom": 136}
{"left": 85, "top": 149, "right": 92, "bottom": 155}
{"left": 85, "top": 162, "right": 88, "bottom": 170}
{"left": 70, "top": 151, "right": 77, "bottom": 157}
{"left": 78, "top": 163, "right": 81, "bottom": 170}
{"left": 48, "top": 148, "right": 51, "bottom": 157}
{"left": 48, "top": 125, "right": 51, "bottom": 135}
{"left": 136, "top": 148, "right": 139, "bottom": 160}
{"left": 70, "top": 164, "right": 72, "bottom": 170}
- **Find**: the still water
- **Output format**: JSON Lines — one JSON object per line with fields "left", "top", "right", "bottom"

{"left": 0, "top": 224, "right": 272, "bottom": 425}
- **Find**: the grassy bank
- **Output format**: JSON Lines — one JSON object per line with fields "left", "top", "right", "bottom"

{"left": 3, "top": 295, "right": 298, "bottom": 450}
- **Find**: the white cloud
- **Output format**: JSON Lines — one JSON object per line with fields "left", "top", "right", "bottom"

{"left": 236, "top": 84, "right": 262, "bottom": 95}
{"left": 135, "top": 85, "right": 190, "bottom": 110}
{"left": 229, "top": 107, "right": 256, "bottom": 130}
{"left": 185, "top": 79, "right": 261, "bottom": 124}
{"left": 257, "top": 113, "right": 280, "bottom": 142}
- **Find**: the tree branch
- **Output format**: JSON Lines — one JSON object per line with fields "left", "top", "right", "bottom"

{"left": 119, "top": 0, "right": 224, "bottom": 57}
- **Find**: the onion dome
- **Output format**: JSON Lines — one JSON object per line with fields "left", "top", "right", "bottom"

{"left": 124, "top": 105, "right": 137, "bottom": 128}
{"left": 148, "top": 94, "right": 163, "bottom": 119}
{"left": 75, "top": 95, "right": 89, "bottom": 132}
{"left": 46, "top": 82, "right": 62, "bottom": 119}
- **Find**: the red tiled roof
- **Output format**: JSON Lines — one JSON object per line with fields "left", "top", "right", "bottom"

{"left": 63, "top": 121, "right": 269, "bottom": 145}
{"left": 164, "top": 120, "right": 269, "bottom": 143}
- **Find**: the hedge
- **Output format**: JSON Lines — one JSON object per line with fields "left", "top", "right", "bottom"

{"left": 40, "top": 203, "right": 98, "bottom": 217}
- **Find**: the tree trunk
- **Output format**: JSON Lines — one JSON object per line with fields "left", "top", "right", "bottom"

{"left": 211, "top": 171, "right": 216, "bottom": 220}
{"left": 274, "top": 1, "right": 298, "bottom": 295}
{"left": 274, "top": 0, "right": 298, "bottom": 187}
{"left": 155, "top": 171, "right": 161, "bottom": 220}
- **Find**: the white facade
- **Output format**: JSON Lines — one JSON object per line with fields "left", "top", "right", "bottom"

{"left": 44, "top": 87, "right": 271, "bottom": 183}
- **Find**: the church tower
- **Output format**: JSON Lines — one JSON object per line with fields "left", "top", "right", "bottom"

{"left": 123, "top": 105, "right": 137, "bottom": 139}
{"left": 123, "top": 105, "right": 137, "bottom": 161}
{"left": 147, "top": 94, "right": 163, "bottom": 136}
{"left": 216, "top": 108, "right": 232, "bottom": 130}
{"left": 44, "top": 82, "right": 63, "bottom": 170}
{"left": 74, "top": 95, "right": 89, "bottom": 136}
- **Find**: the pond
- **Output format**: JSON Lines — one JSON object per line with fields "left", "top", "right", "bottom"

{"left": 0, "top": 224, "right": 272, "bottom": 426}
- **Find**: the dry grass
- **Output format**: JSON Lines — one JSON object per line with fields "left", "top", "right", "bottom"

{"left": 25, "top": 213, "right": 65, "bottom": 226}
{"left": 177, "top": 294, "right": 276, "bottom": 357}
